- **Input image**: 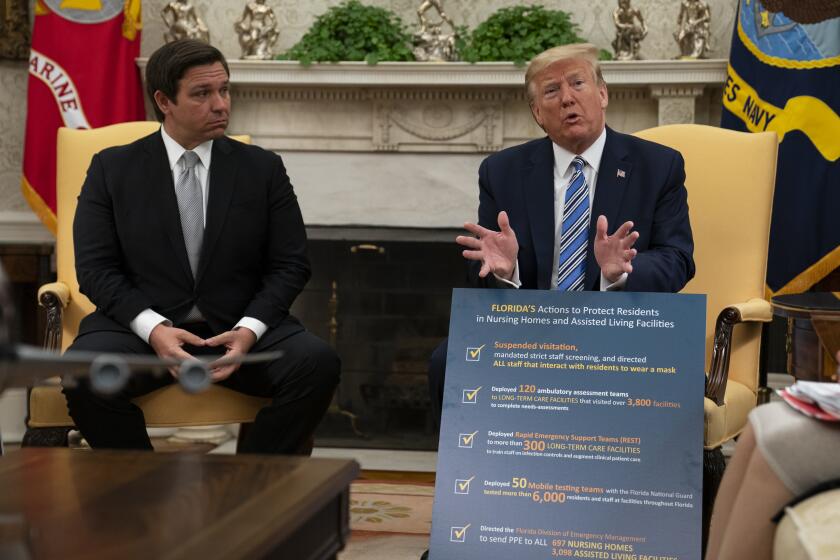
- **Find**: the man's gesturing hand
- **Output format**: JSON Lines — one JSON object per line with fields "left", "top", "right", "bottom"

{"left": 205, "top": 327, "right": 257, "bottom": 382}
{"left": 594, "top": 215, "right": 639, "bottom": 283}
{"left": 148, "top": 324, "right": 206, "bottom": 377}
{"left": 456, "top": 211, "right": 519, "bottom": 280}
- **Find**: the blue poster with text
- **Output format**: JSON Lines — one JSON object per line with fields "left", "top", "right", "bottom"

{"left": 430, "top": 289, "right": 706, "bottom": 560}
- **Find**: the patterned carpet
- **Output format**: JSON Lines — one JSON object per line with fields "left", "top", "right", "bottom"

{"left": 339, "top": 480, "right": 434, "bottom": 559}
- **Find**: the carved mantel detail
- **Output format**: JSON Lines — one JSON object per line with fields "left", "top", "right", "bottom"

{"left": 374, "top": 102, "right": 502, "bottom": 152}
{"left": 650, "top": 85, "right": 707, "bottom": 125}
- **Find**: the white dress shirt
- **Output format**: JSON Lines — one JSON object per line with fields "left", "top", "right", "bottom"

{"left": 497, "top": 127, "right": 627, "bottom": 291}
{"left": 129, "top": 125, "right": 268, "bottom": 343}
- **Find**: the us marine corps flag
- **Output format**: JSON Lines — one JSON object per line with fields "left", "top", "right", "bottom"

{"left": 721, "top": 0, "right": 840, "bottom": 295}
{"left": 22, "top": 0, "right": 144, "bottom": 234}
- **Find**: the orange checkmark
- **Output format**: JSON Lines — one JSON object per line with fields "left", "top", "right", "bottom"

{"left": 457, "top": 476, "right": 475, "bottom": 492}
{"left": 467, "top": 345, "right": 485, "bottom": 360}
{"left": 460, "top": 430, "right": 479, "bottom": 446}
{"left": 452, "top": 524, "right": 471, "bottom": 540}
{"left": 464, "top": 386, "right": 482, "bottom": 401}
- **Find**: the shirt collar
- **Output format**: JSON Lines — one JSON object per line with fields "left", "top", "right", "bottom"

{"left": 551, "top": 127, "right": 607, "bottom": 177}
{"left": 160, "top": 125, "right": 213, "bottom": 172}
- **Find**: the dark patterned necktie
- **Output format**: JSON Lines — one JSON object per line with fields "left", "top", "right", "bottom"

{"left": 174, "top": 150, "right": 203, "bottom": 277}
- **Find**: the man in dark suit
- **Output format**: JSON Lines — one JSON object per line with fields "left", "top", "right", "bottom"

{"left": 63, "top": 39, "right": 338, "bottom": 454}
{"left": 427, "top": 43, "right": 695, "bottom": 425}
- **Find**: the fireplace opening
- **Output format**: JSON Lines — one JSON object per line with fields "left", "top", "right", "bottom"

{"left": 292, "top": 235, "right": 468, "bottom": 450}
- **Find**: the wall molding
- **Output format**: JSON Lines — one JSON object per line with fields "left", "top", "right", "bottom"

{"left": 0, "top": 211, "right": 54, "bottom": 245}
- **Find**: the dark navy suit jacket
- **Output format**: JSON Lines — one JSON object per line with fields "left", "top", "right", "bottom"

{"left": 471, "top": 127, "right": 694, "bottom": 292}
{"left": 73, "top": 132, "right": 310, "bottom": 347}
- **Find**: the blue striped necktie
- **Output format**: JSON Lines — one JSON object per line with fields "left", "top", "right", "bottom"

{"left": 556, "top": 156, "right": 589, "bottom": 291}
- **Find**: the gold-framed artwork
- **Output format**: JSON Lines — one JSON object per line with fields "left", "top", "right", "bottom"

{"left": 0, "top": 0, "right": 30, "bottom": 60}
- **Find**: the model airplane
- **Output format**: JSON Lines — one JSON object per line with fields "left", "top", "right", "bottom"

{"left": 0, "top": 344, "right": 284, "bottom": 395}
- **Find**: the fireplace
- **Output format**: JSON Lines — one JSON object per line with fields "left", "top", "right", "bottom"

{"left": 292, "top": 234, "right": 467, "bottom": 450}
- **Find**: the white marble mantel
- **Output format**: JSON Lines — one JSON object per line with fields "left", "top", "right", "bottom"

{"left": 224, "top": 59, "right": 727, "bottom": 87}
{"left": 180, "top": 59, "right": 725, "bottom": 231}
{"left": 137, "top": 58, "right": 728, "bottom": 153}
{"left": 3, "top": 60, "right": 729, "bottom": 243}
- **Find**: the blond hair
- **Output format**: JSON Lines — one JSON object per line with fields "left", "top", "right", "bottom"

{"left": 525, "top": 43, "right": 605, "bottom": 103}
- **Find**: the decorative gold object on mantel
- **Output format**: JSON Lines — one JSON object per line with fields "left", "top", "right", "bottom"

{"left": 612, "top": 0, "right": 647, "bottom": 61}
{"left": 0, "top": 0, "right": 30, "bottom": 60}
{"left": 234, "top": 0, "right": 279, "bottom": 60}
{"left": 162, "top": 0, "right": 210, "bottom": 44}
{"left": 417, "top": 0, "right": 454, "bottom": 31}
{"left": 413, "top": 0, "right": 458, "bottom": 62}
{"left": 674, "top": 0, "right": 711, "bottom": 59}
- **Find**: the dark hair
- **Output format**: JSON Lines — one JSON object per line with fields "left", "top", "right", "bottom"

{"left": 145, "top": 39, "right": 230, "bottom": 122}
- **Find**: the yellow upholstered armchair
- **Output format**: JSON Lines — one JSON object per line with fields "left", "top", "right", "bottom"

{"left": 23, "top": 122, "right": 270, "bottom": 447}
{"left": 634, "top": 124, "right": 777, "bottom": 542}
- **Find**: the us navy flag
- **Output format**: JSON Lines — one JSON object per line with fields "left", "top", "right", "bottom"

{"left": 721, "top": 0, "right": 840, "bottom": 295}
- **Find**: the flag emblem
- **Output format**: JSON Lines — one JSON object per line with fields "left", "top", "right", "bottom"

{"left": 44, "top": 0, "right": 125, "bottom": 24}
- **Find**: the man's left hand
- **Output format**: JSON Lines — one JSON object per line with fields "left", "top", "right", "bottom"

{"left": 205, "top": 327, "right": 257, "bottom": 382}
{"left": 594, "top": 215, "right": 639, "bottom": 283}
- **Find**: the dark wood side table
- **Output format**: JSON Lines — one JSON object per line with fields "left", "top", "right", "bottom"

{"left": 771, "top": 293, "right": 840, "bottom": 382}
{"left": 0, "top": 449, "right": 359, "bottom": 560}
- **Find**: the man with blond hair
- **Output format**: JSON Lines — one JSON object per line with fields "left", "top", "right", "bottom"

{"left": 426, "top": 43, "right": 694, "bottom": 426}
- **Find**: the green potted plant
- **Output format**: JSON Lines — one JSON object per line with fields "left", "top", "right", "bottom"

{"left": 278, "top": 0, "right": 414, "bottom": 65}
{"left": 461, "top": 5, "right": 612, "bottom": 65}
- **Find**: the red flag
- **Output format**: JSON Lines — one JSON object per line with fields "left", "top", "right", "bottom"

{"left": 22, "top": 0, "right": 145, "bottom": 234}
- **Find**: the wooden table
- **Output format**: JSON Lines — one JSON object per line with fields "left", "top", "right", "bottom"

{"left": 0, "top": 449, "right": 359, "bottom": 560}
{"left": 772, "top": 292, "right": 840, "bottom": 382}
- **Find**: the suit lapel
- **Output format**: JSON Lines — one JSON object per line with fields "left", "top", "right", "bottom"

{"left": 144, "top": 133, "right": 194, "bottom": 283}
{"left": 522, "top": 138, "right": 556, "bottom": 290}
{"left": 196, "top": 136, "right": 238, "bottom": 284}
{"left": 586, "top": 128, "right": 633, "bottom": 289}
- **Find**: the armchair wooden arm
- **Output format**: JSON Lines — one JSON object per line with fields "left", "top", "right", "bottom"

{"left": 37, "top": 281, "right": 70, "bottom": 352}
{"left": 706, "top": 298, "right": 772, "bottom": 405}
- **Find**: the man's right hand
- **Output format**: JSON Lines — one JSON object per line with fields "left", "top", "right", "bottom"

{"left": 148, "top": 323, "right": 206, "bottom": 377}
{"left": 456, "top": 211, "right": 519, "bottom": 280}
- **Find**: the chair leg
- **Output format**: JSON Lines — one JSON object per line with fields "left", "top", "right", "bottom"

{"left": 236, "top": 422, "right": 253, "bottom": 454}
{"left": 21, "top": 427, "right": 71, "bottom": 448}
{"left": 703, "top": 446, "right": 726, "bottom": 556}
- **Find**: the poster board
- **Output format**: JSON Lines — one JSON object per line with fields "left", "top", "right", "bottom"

{"left": 430, "top": 288, "right": 706, "bottom": 560}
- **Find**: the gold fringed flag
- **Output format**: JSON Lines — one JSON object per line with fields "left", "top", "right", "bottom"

{"left": 22, "top": 0, "right": 145, "bottom": 234}
{"left": 721, "top": 0, "right": 840, "bottom": 295}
